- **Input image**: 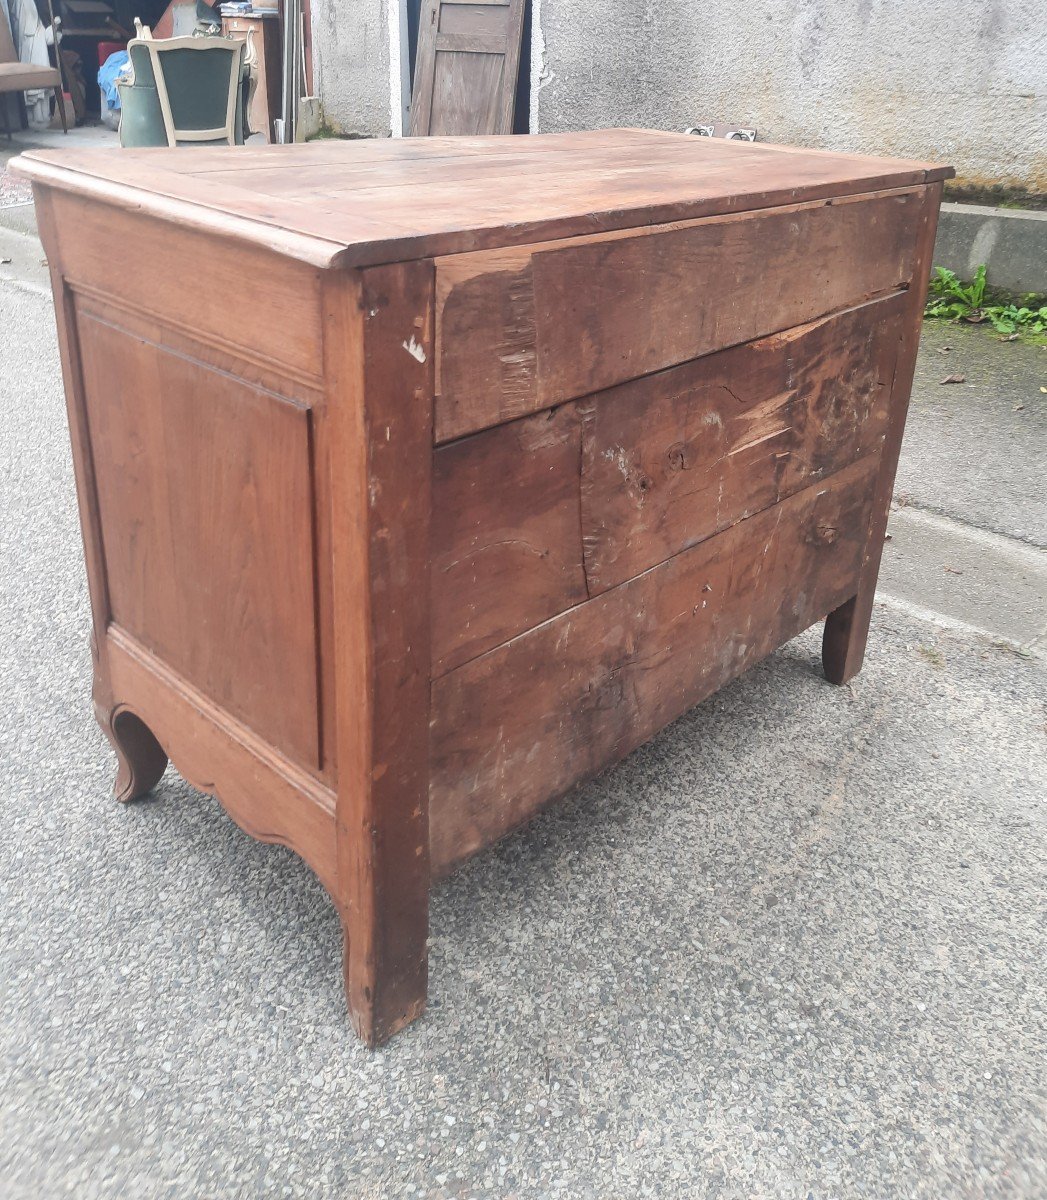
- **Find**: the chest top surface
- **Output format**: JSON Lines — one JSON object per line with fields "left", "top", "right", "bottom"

{"left": 13, "top": 128, "right": 952, "bottom": 269}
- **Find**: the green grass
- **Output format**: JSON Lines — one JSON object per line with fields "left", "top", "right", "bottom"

{"left": 924, "top": 265, "right": 1047, "bottom": 345}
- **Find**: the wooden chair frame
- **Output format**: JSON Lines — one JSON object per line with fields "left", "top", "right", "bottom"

{"left": 0, "top": 0, "right": 67, "bottom": 139}
{"left": 127, "top": 35, "right": 244, "bottom": 146}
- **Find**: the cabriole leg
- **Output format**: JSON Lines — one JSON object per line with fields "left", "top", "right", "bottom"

{"left": 97, "top": 706, "right": 168, "bottom": 803}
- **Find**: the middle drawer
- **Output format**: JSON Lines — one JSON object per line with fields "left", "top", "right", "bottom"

{"left": 430, "top": 291, "right": 905, "bottom": 675}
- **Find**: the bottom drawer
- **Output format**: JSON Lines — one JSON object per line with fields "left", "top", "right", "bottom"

{"left": 429, "top": 453, "right": 878, "bottom": 873}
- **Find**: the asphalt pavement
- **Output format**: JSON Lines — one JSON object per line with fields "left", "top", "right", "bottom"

{"left": 1, "top": 162, "right": 1045, "bottom": 1199}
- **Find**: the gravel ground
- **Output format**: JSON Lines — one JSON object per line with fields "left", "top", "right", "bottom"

{"left": 2, "top": 262, "right": 1046, "bottom": 1199}
{"left": 0, "top": 161, "right": 33, "bottom": 208}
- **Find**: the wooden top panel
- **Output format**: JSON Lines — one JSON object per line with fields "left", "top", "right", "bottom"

{"left": 13, "top": 129, "right": 953, "bottom": 268}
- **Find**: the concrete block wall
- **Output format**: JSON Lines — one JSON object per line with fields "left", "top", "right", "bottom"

{"left": 933, "top": 205, "right": 1047, "bottom": 294}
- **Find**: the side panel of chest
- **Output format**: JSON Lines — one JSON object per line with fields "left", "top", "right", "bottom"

{"left": 40, "top": 192, "right": 334, "bottom": 785}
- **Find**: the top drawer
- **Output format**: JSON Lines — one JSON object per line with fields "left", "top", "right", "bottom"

{"left": 433, "top": 188, "right": 923, "bottom": 443}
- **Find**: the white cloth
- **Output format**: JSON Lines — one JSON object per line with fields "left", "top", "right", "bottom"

{"left": 12, "top": 0, "right": 52, "bottom": 123}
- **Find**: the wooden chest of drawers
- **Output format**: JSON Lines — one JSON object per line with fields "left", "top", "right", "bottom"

{"left": 14, "top": 130, "right": 950, "bottom": 1044}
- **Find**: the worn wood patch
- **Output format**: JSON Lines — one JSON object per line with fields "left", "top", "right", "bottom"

{"left": 434, "top": 190, "right": 920, "bottom": 441}
{"left": 580, "top": 293, "right": 906, "bottom": 594}
{"left": 431, "top": 404, "right": 588, "bottom": 674}
{"left": 429, "top": 454, "right": 878, "bottom": 873}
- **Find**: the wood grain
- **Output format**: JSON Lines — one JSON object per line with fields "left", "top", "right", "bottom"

{"left": 25, "top": 132, "right": 946, "bottom": 1045}
{"left": 430, "top": 290, "right": 906, "bottom": 669}
{"left": 14, "top": 131, "right": 952, "bottom": 270}
{"left": 410, "top": 0, "right": 526, "bottom": 136}
{"left": 430, "top": 455, "right": 879, "bottom": 873}
{"left": 327, "top": 262, "right": 435, "bottom": 1047}
{"left": 434, "top": 190, "right": 921, "bottom": 440}
{"left": 33, "top": 190, "right": 120, "bottom": 735}
{"left": 580, "top": 293, "right": 907, "bottom": 594}
{"left": 107, "top": 626, "right": 339, "bottom": 899}
{"left": 40, "top": 191, "right": 324, "bottom": 384}
{"left": 823, "top": 183, "right": 946, "bottom": 683}
{"left": 432, "top": 404, "right": 588, "bottom": 674}
{"left": 76, "top": 302, "right": 322, "bottom": 771}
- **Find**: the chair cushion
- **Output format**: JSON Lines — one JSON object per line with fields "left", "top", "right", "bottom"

{"left": 0, "top": 62, "right": 61, "bottom": 91}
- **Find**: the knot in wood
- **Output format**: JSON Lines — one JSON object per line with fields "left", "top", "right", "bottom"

{"left": 665, "top": 442, "right": 692, "bottom": 473}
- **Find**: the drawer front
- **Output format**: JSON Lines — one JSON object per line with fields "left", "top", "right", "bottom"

{"left": 434, "top": 188, "right": 921, "bottom": 442}
{"left": 430, "top": 292, "right": 903, "bottom": 670}
{"left": 431, "top": 404, "right": 587, "bottom": 674}
{"left": 580, "top": 291, "right": 907, "bottom": 594}
{"left": 430, "top": 455, "right": 879, "bottom": 873}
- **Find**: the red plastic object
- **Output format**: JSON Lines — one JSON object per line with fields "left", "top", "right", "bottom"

{"left": 97, "top": 41, "right": 124, "bottom": 68}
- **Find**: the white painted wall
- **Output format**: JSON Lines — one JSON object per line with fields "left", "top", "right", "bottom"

{"left": 530, "top": 0, "right": 1046, "bottom": 190}
{"left": 310, "top": 0, "right": 395, "bottom": 138}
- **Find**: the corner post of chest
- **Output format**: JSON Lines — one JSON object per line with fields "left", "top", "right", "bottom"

{"left": 823, "top": 181, "right": 944, "bottom": 685}
{"left": 323, "top": 259, "right": 436, "bottom": 1046}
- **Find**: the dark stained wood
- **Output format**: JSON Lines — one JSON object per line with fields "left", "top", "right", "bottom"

{"left": 431, "top": 404, "right": 588, "bottom": 674}
{"left": 429, "top": 291, "right": 906, "bottom": 670}
{"left": 430, "top": 455, "right": 879, "bottom": 873}
{"left": 580, "top": 293, "right": 907, "bottom": 594}
{"left": 13, "top": 131, "right": 951, "bottom": 271}
{"left": 823, "top": 183, "right": 946, "bottom": 684}
{"left": 24, "top": 132, "right": 948, "bottom": 1044}
{"left": 410, "top": 0, "right": 526, "bottom": 137}
{"left": 101, "top": 703, "right": 169, "bottom": 804}
{"left": 327, "top": 263, "right": 435, "bottom": 1047}
{"left": 434, "top": 190, "right": 921, "bottom": 441}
